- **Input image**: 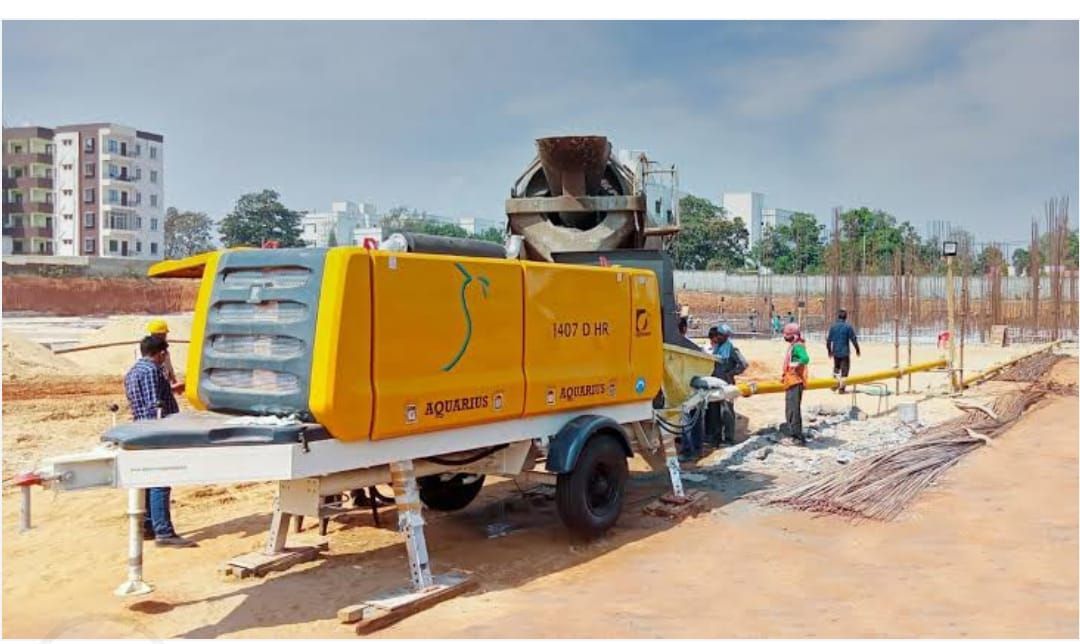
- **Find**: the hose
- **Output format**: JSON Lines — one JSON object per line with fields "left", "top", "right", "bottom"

{"left": 423, "top": 444, "right": 507, "bottom": 466}
{"left": 653, "top": 396, "right": 709, "bottom": 436}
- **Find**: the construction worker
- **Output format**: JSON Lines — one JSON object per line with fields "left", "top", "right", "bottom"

{"left": 125, "top": 335, "right": 196, "bottom": 548}
{"left": 780, "top": 322, "right": 810, "bottom": 446}
{"left": 708, "top": 323, "right": 748, "bottom": 445}
{"left": 139, "top": 319, "right": 183, "bottom": 395}
{"left": 826, "top": 308, "right": 861, "bottom": 394}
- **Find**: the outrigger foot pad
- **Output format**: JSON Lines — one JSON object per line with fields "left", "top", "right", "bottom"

{"left": 114, "top": 579, "right": 153, "bottom": 597}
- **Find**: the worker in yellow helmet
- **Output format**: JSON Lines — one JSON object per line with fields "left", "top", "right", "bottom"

{"left": 138, "top": 319, "right": 184, "bottom": 395}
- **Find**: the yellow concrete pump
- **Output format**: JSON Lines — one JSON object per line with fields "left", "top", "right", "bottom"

{"left": 178, "top": 247, "right": 664, "bottom": 442}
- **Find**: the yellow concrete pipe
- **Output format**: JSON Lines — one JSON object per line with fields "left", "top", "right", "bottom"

{"left": 736, "top": 358, "right": 948, "bottom": 397}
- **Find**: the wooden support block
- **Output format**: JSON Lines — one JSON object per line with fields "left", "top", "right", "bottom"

{"left": 643, "top": 490, "right": 708, "bottom": 519}
{"left": 220, "top": 541, "right": 327, "bottom": 580}
{"left": 349, "top": 572, "right": 476, "bottom": 634}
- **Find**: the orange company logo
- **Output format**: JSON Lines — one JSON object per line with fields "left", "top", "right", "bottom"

{"left": 634, "top": 308, "right": 651, "bottom": 337}
{"left": 545, "top": 387, "right": 556, "bottom": 406}
{"left": 405, "top": 403, "right": 418, "bottom": 424}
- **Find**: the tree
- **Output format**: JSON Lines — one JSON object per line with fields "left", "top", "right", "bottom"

{"left": 327, "top": 229, "right": 338, "bottom": 247}
{"left": 1012, "top": 247, "right": 1032, "bottom": 276}
{"left": 974, "top": 245, "right": 1006, "bottom": 275}
{"left": 754, "top": 212, "right": 826, "bottom": 274}
{"left": 670, "top": 194, "right": 748, "bottom": 271}
{"left": 218, "top": 189, "right": 303, "bottom": 248}
{"left": 471, "top": 227, "right": 506, "bottom": 244}
{"left": 163, "top": 207, "right": 215, "bottom": 259}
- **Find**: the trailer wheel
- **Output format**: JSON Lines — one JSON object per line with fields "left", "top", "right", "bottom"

{"left": 418, "top": 473, "right": 485, "bottom": 512}
{"left": 556, "top": 434, "right": 628, "bottom": 538}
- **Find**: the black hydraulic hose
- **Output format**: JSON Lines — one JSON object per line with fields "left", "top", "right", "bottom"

{"left": 423, "top": 444, "right": 507, "bottom": 466}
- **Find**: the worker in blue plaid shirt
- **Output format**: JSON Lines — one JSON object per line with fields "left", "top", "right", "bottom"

{"left": 124, "top": 335, "right": 194, "bottom": 548}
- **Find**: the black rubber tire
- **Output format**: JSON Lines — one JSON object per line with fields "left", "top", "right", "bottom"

{"left": 556, "top": 434, "right": 628, "bottom": 538}
{"left": 418, "top": 473, "right": 485, "bottom": 512}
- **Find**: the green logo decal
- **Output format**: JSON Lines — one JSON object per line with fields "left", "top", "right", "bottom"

{"left": 442, "top": 262, "right": 489, "bottom": 372}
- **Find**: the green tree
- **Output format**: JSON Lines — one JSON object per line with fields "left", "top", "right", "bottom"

{"left": 974, "top": 245, "right": 1006, "bottom": 274}
{"left": 670, "top": 194, "right": 747, "bottom": 271}
{"left": 327, "top": 229, "right": 338, "bottom": 247}
{"left": 380, "top": 206, "right": 468, "bottom": 238}
{"left": 471, "top": 227, "right": 506, "bottom": 244}
{"left": 163, "top": 207, "right": 215, "bottom": 259}
{"left": 218, "top": 190, "right": 303, "bottom": 248}
{"left": 1012, "top": 247, "right": 1032, "bottom": 276}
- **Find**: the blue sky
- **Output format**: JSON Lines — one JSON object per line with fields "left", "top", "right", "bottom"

{"left": 3, "top": 21, "right": 1077, "bottom": 242}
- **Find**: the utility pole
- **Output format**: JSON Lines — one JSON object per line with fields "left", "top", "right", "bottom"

{"left": 943, "top": 240, "right": 959, "bottom": 392}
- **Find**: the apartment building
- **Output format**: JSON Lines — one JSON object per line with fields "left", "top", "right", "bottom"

{"left": 51, "top": 123, "right": 165, "bottom": 259}
{"left": 3, "top": 126, "right": 56, "bottom": 255}
{"left": 722, "top": 192, "right": 803, "bottom": 247}
{"left": 300, "top": 200, "right": 377, "bottom": 248}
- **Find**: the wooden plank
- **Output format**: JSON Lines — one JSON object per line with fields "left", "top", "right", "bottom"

{"left": 220, "top": 542, "right": 327, "bottom": 580}
{"left": 353, "top": 573, "right": 476, "bottom": 635}
{"left": 642, "top": 490, "right": 708, "bottom": 519}
{"left": 337, "top": 604, "right": 367, "bottom": 624}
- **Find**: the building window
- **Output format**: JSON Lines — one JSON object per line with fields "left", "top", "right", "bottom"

{"left": 136, "top": 241, "right": 142, "bottom": 254}
{"left": 62, "top": 139, "right": 72, "bottom": 147}
{"left": 62, "top": 163, "right": 72, "bottom": 171}
{"left": 150, "top": 170, "right": 158, "bottom": 184}
{"left": 150, "top": 218, "right": 158, "bottom": 231}
{"left": 134, "top": 167, "right": 142, "bottom": 181}
{"left": 84, "top": 212, "right": 95, "bottom": 228}
{"left": 13, "top": 240, "right": 24, "bottom": 254}
{"left": 83, "top": 188, "right": 95, "bottom": 203}
{"left": 108, "top": 189, "right": 119, "bottom": 204}
{"left": 62, "top": 189, "right": 73, "bottom": 197}
{"left": 151, "top": 242, "right": 158, "bottom": 256}
{"left": 83, "top": 237, "right": 95, "bottom": 253}
{"left": 83, "top": 163, "right": 95, "bottom": 178}
{"left": 134, "top": 192, "right": 141, "bottom": 205}
{"left": 150, "top": 194, "right": 158, "bottom": 208}
{"left": 107, "top": 139, "right": 119, "bottom": 154}
{"left": 135, "top": 143, "right": 141, "bottom": 157}
{"left": 108, "top": 239, "right": 118, "bottom": 253}
{"left": 149, "top": 146, "right": 158, "bottom": 160}
{"left": 108, "top": 163, "right": 118, "bottom": 178}
{"left": 63, "top": 239, "right": 72, "bottom": 246}
{"left": 84, "top": 138, "right": 95, "bottom": 152}
{"left": 135, "top": 216, "right": 142, "bottom": 229}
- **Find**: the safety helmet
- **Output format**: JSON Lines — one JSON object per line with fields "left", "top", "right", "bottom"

{"left": 783, "top": 322, "right": 800, "bottom": 338}
{"left": 146, "top": 319, "right": 170, "bottom": 335}
{"left": 717, "top": 323, "right": 733, "bottom": 336}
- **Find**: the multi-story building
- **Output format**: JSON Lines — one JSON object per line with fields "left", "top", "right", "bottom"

{"left": 52, "top": 123, "right": 165, "bottom": 259}
{"left": 3, "top": 126, "right": 56, "bottom": 255}
{"left": 723, "top": 192, "right": 805, "bottom": 248}
{"left": 300, "top": 200, "right": 372, "bottom": 248}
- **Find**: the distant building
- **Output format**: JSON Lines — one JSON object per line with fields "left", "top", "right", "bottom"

{"left": 762, "top": 207, "right": 795, "bottom": 233}
{"left": 53, "top": 123, "right": 165, "bottom": 259}
{"left": 4, "top": 122, "right": 163, "bottom": 258}
{"left": 301, "top": 200, "right": 375, "bottom": 247}
{"left": 3, "top": 126, "right": 55, "bottom": 256}
{"left": 723, "top": 192, "right": 806, "bottom": 247}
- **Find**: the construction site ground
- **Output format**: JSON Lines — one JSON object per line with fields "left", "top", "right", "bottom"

{"left": 2, "top": 317, "right": 1077, "bottom": 637}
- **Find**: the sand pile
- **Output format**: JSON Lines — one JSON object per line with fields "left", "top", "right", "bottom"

{"left": 2, "top": 332, "right": 79, "bottom": 380}
{"left": 63, "top": 315, "right": 193, "bottom": 377}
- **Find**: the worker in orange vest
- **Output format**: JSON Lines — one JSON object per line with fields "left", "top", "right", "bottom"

{"left": 780, "top": 322, "right": 810, "bottom": 446}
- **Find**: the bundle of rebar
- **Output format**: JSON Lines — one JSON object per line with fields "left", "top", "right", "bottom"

{"left": 994, "top": 352, "right": 1064, "bottom": 382}
{"left": 762, "top": 388, "right": 1046, "bottom": 521}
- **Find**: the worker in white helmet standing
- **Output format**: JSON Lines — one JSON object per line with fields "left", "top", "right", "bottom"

{"left": 708, "top": 323, "right": 747, "bottom": 446}
{"left": 780, "top": 322, "right": 810, "bottom": 446}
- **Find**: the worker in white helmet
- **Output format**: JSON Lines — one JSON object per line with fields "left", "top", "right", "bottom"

{"left": 707, "top": 323, "right": 747, "bottom": 445}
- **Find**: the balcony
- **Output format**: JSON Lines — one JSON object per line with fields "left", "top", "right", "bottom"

{"left": 3, "top": 152, "right": 52, "bottom": 165}
{"left": 2, "top": 225, "right": 54, "bottom": 239}
{"left": 3, "top": 176, "right": 54, "bottom": 190}
{"left": 103, "top": 215, "right": 140, "bottom": 231}
{"left": 3, "top": 201, "right": 54, "bottom": 214}
{"left": 103, "top": 172, "right": 136, "bottom": 183}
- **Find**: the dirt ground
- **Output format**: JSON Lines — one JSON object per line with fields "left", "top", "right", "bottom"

{"left": 1, "top": 351, "right": 1076, "bottom": 638}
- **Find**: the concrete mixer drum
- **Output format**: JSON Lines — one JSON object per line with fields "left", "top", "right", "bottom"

{"left": 507, "top": 135, "right": 676, "bottom": 262}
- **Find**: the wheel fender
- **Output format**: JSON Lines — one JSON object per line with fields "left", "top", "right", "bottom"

{"left": 545, "top": 415, "right": 632, "bottom": 474}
